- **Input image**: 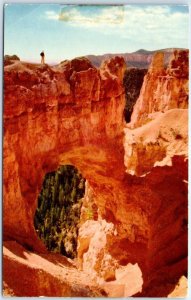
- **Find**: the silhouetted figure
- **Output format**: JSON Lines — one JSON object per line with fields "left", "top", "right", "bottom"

{"left": 40, "top": 51, "right": 45, "bottom": 64}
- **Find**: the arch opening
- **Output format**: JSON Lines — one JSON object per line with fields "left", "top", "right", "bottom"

{"left": 34, "top": 165, "right": 85, "bottom": 259}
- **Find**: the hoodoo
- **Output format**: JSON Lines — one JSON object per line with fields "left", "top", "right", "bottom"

{"left": 3, "top": 51, "right": 188, "bottom": 297}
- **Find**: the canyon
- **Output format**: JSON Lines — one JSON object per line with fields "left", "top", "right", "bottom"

{"left": 3, "top": 49, "right": 188, "bottom": 297}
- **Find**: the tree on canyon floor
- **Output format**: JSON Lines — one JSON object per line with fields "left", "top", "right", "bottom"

{"left": 34, "top": 165, "right": 85, "bottom": 259}
{"left": 123, "top": 68, "right": 147, "bottom": 122}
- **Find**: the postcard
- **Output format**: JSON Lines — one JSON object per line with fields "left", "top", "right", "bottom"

{"left": 3, "top": 3, "right": 189, "bottom": 297}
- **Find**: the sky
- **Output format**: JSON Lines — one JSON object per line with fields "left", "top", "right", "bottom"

{"left": 4, "top": 4, "right": 189, "bottom": 64}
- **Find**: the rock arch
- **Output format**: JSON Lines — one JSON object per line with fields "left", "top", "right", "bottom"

{"left": 3, "top": 53, "right": 188, "bottom": 296}
{"left": 3, "top": 56, "right": 126, "bottom": 249}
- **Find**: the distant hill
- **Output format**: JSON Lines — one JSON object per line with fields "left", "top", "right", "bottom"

{"left": 86, "top": 48, "right": 186, "bottom": 69}
{"left": 4, "top": 54, "right": 20, "bottom": 66}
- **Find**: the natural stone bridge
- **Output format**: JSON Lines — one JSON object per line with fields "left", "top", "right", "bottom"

{"left": 3, "top": 53, "right": 188, "bottom": 296}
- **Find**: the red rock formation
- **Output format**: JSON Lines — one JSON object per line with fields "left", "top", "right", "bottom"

{"left": 3, "top": 56, "right": 126, "bottom": 250}
{"left": 3, "top": 53, "right": 188, "bottom": 297}
{"left": 130, "top": 50, "right": 188, "bottom": 127}
{"left": 77, "top": 156, "right": 187, "bottom": 297}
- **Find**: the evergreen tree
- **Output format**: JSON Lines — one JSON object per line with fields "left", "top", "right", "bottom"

{"left": 34, "top": 165, "right": 85, "bottom": 258}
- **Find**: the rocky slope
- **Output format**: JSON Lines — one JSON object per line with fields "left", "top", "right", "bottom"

{"left": 3, "top": 240, "right": 106, "bottom": 297}
{"left": 124, "top": 109, "right": 188, "bottom": 176}
{"left": 3, "top": 51, "right": 188, "bottom": 297}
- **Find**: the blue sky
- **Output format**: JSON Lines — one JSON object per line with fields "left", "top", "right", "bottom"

{"left": 4, "top": 4, "right": 189, "bottom": 64}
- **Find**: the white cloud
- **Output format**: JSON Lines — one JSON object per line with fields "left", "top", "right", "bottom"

{"left": 58, "top": 6, "right": 125, "bottom": 26}
{"left": 45, "top": 10, "right": 59, "bottom": 20}
{"left": 44, "top": 5, "right": 188, "bottom": 49}
{"left": 103, "top": 6, "right": 188, "bottom": 48}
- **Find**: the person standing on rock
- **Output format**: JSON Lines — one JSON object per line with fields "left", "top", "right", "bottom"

{"left": 40, "top": 51, "right": 45, "bottom": 64}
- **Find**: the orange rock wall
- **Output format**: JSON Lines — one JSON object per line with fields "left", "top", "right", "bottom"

{"left": 130, "top": 50, "right": 188, "bottom": 127}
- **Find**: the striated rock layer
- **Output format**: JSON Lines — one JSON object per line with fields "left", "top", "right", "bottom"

{"left": 3, "top": 52, "right": 188, "bottom": 297}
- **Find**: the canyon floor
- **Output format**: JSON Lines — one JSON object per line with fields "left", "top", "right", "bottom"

{"left": 3, "top": 241, "right": 106, "bottom": 297}
{"left": 3, "top": 241, "right": 143, "bottom": 298}
{"left": 3, "top": 241, "right": 187, "bottom": 297}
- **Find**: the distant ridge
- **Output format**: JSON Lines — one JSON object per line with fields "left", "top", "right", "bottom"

{"left": 86, "top": 48, "right": 187, "bottom": 68}
{"left": 134, "top": 49, "right": 155, "bottom": 54}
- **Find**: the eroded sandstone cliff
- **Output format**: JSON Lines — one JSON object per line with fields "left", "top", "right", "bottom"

{"left": 130, "top": 50, "right": 188, "bottom": 127}
{"left": 3, "top": 52, "right": 188, "bottom": 297}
